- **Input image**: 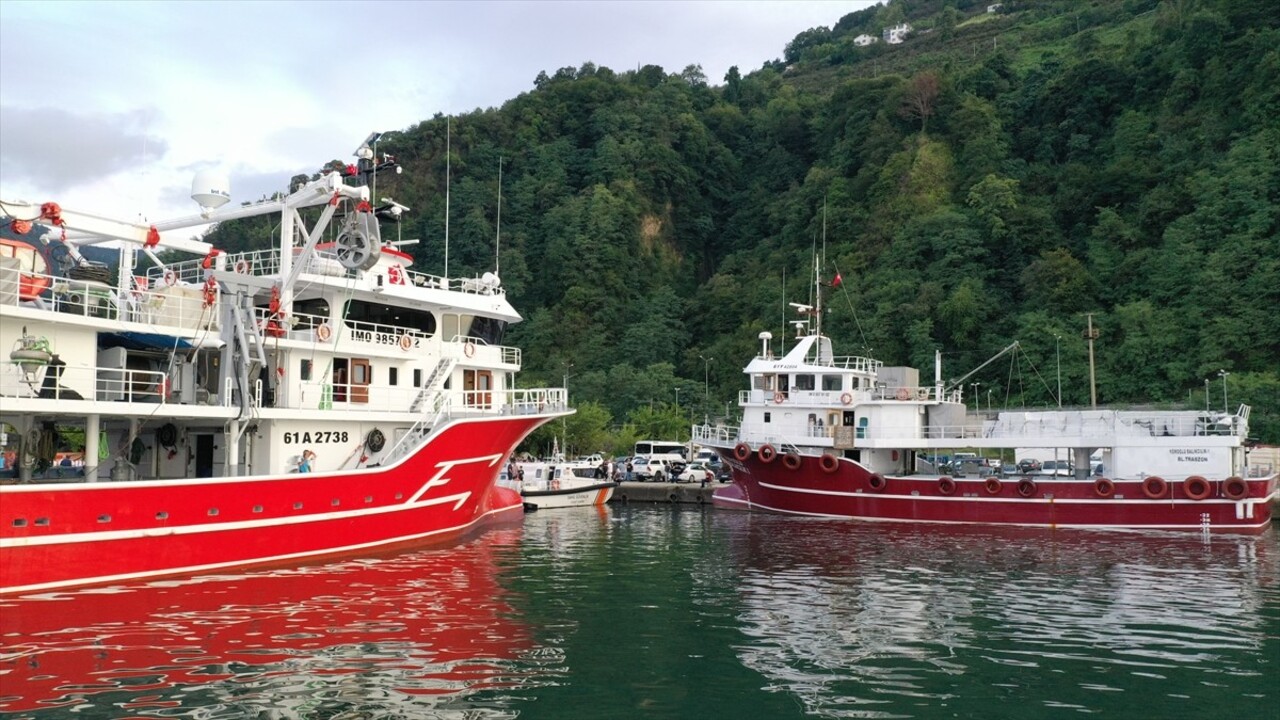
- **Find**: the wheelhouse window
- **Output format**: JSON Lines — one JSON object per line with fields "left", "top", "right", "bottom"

{"left": 293, "top": 298, "right": 330, "bottom": 327}
{"left": 442, "top": 313, "right": 508, "bottom": 345}
{"left": 344, "top": 300, "right": 436, "bottom": 336}
{"left": 822, "top": 375, "right": 841, "bottom": 391}
{"left": 795, "top": 374, "right": 815, "bottom": 391}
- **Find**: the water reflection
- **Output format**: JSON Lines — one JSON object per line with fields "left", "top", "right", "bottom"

{"left": 718, "top": 515, "right": 1278, "bottom": 719}
{"left": 0, "top": 527, "right": 540, "bottom": 718}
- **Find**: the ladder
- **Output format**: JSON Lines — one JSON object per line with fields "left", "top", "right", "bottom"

{"left": 409, "top": 357, "right": 455, "bottom": 413}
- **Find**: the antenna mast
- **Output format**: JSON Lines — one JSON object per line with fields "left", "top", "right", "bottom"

{"left": 444, "top": 117, "right": 451, "bottom": 279}
{"left": 495, "top": 156, "right": 503, "bottom": 275}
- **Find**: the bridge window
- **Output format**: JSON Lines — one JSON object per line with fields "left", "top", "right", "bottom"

{"left": 822, "top": 375, "right": 842, "bottom": 391}
{"left": 344, "top": 300, "right": 436, "bottom": 336}
{"left": 795, "top": 374, "right": 815, "bottom": 391}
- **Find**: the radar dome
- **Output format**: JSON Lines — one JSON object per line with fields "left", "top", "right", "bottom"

{"left": 191, "top": 170, "right": 231, "bottom": 212}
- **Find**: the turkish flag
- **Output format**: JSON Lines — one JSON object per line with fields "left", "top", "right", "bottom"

{"left": 832, "top": 272, "right": 842, "bottom": 288}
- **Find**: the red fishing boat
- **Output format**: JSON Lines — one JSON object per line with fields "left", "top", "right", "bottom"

{"left": 0, "top": 133, "right": 568, "bottom": 594}
{"left": 694, "top": 263, "right": 1277, "bottom": 533}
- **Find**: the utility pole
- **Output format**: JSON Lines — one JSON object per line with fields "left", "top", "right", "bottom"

{"left": 1055, "top": 334, "right": 1062, "bottom": 408}
{"left": 1219, "top": 370, "right": 1229, "bottom": 414}
{"left": 1083, "top": 314, "right": 1098, "bottom": 409}
{"left": 700, "top": 355, "right": 713, "bottom": 403}
{"left": 970, "top": 382, "right": 981, "bottom": 412}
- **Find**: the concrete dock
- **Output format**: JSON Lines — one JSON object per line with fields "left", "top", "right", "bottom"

{"left": 610, "top": 481, "right": 720, "bottom": 504}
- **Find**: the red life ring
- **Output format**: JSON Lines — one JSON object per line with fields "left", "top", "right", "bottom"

{"left": 234, "top": 259, "right": 251, "bottom": 274}
{"left": 1222, "top": 476, "right": 1249, "bottom": 501}
{"left": 984, "top": 477, "right": 1003, "bottom": 495}
{"left": 819, "top": 453, "right": 839, "bottom": 473}
{"left": 1016, "top": 478, "right": 1038, "bottom": 498}
{"left": 163, "top": 269, "right": 178, "bottom": 287}
{"left": 733, "top": 443, "right": 751, "bottom": 461}
{"left": 937, "top": 476, "right": 956, "bottom": 496}
{"left": 783, "top": 452, "right": 802, "bottom": 470}
{"left": 1182, "top": 475, "right": 1212, "bottom": 501}
{"left": 758, "top": 444, "right": 777, "bottom": 463}
{"left": 773, "top": 392, "right": 785, "bottom": 404}
{"left": 316, "top": 323, "right": 333, "bottom": 342}
{"left": 895, "top": 388, "right": 910, "bottom": 401}
{"left": 399, "top": 334, "right": 413, "bottom": 351}
{"left": 1142, "top": 476, "right": 1168, "bottom": 499}
{"left": 840, "top": 392, "right": 853, "bottom": 405}
{"left": 464, "top": 342, "right": 476, "bottom": 357}
{"left": 1093, "top": 477, "right": 1115, "bottom": 498}
{"left": 867, "top": 473, "right": 887, "bottom": 491}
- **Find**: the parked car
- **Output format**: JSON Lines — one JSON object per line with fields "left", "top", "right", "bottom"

{"left": 1039, "top": 460, "right": 1074, "bottom": 476}
{"left": 677, "top": 460, "right": 716, "bottom": 483}
{"left": 632, "top": 456, "right": 683, "bottom": 481}
{"left": 1017, "top": 458, "right": 1041, "bottom": 474}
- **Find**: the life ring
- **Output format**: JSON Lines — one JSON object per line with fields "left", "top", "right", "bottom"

{"left": 163, "top": 269, "right": 178, "bottom": 287}
{"left": 840, "top": 392, "right": 853, "bottom": 405}
{"left": 234, "top": 259, "right": 251, "bottom": 274}
{"left": 783, "top": 452, "right": 802, "bottom": 470}
{"left": 1182, "top": 475, "right": 1212, "bottom": 501}
{"left": 937, "top": 476, "right": 956, "bottom": 496}
{"left": 1016, "top": 478, "right": 1038, "bottom": 498}
{"left": 365, "top": 428, "right": 386, "bottom": 453}
{"left": 819, "top": 453, "right": 839, "bottom": 474}
{"left": 758, "top": 444, "right": 777, "bottom": 463}
{"left": 316, "top": 323, "right": 333, "bottom": 342}
{"left": 1093, "top": 477, "right": 1115, "bottom": 498}
{"left": 1222, "top": 476, "right": 1249, "bottom": 501}
{"left": 1142, "top": 476, "right": 1168, "bottom": 499}
{"left": 984, "top": 477, "right": 1003, "bottom": 495}
{"left": 733, "top": 443, "right": 751, "bottom": 461}
{"left": 399, "top": 334, "right": 412, "bottom": 351}
{"left": 551, "top": 479, "right": 561, "bottom": 491}
{"left": 464, "top": 342, "right": 476, "bottom": 358}
{"left": 773, "top": 392, "right": 785, "bottom": 404}
{"left": 895, "top": 388, "right": 910, "bottom": 401}
{"left": 867, "top": 473, "right": 887, "bottom": 491}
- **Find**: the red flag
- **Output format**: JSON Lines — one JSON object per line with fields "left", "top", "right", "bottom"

{"left": 832, "top": 272, "right": 842, "bottom": 288}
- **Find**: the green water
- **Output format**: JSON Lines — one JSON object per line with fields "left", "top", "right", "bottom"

{"left": 2, "top": 505, "right": 1276, "bottom": 719}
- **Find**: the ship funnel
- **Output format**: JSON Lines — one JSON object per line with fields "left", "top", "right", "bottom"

{"left": 191, "top": 170, "right": 231, "bottom": 215}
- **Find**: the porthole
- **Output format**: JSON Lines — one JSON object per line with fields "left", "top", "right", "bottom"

{"left": 364, "top": 496, "right": 373, "bottom": 504}
{"left": 98, "top": 515, "right": 112, "bottom": 523}
{"left": 331, "top": 499, "right": 340, "bottom": 507}
{"left": 208, "top": 508, "right": 219, "bottom": 516}
{"left": 252, "top": 505, "right": 264, "bottom": 513}
{"left": 395, "top": 493, "right": 403, "bottom": 500}
{"left": 156, "top": 511, "right": 169, "bottom": 520}
{"left": 293, "top": 502, "right": 303, "bottom": 510}
{"left": 35, "top": 517, "right": 49, "bottom": 526}
{"left": 12, "top": 518, "right": 27, "bottom": 527}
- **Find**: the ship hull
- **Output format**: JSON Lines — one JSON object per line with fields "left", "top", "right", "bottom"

{"left": 713, "top": 453, "right": 1277, "bottom": 533}
{"left": 0, "top": 414, "right": 553, "bottom": 594}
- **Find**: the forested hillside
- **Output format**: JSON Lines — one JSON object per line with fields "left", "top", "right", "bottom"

{"left": 209, "top": 0, "right": 1280, "bottom": 450}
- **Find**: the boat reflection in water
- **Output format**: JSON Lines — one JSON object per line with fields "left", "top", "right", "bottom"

{"left": 0, "top": 528, "right": 541, "bottom": 717}
{"left": 718, "top": 513, "right": 1278, "bottom": 719}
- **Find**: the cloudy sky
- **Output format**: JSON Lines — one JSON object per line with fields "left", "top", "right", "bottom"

{"left": 0, "top": 0, "right": 876, "bottom": 225}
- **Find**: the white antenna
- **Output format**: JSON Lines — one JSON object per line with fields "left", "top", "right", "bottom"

{"left": 444, "top": 116, "right": 451, "bottom": 279}
{"left": 495, "top": 155, "right": 503, "bottom": 275}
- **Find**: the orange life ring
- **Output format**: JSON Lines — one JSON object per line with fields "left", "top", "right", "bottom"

{"left": 984, "top": 477, "right": 1003, "bottom": 495}
{"left": 937, "top": 476, "right": 956, "bottom": 496}
{"left": 1093, "top": 477, "right": 1115, "bottom": 498}
{"left": 733, "top": 443, "right": 751, "bottom": 461}
{"left": 464, "top": 341, "right": 476, "bottom": 357}
{"left": 758, "top": 444, "right": 777, "bottom": 463}
{"left": 867, "top": 473, "right": 887, "bottom": 491}
{"left": 1016, "top": 477, "right": 1038, "bottom": 498}
{"left": 316, "top": 323, "right": 333, "bottom": 342}
{"left": 783, "top": 452, "right": 802, "bottom": 470}
{"left": 1182, "top": 475, "right": 1212, "bottom": 501}
{"left": 234, "top": 259, "right": 250, "bottom": 274}
{"left": 399, "top": 334, "right": 412, "bottom": 351}
{"left": 840, "top": 392, "right": 853, "bottom": 405}
{"left": 819, "top": 453, "right": 839, "bottom": 473}
{"left": 163, "top": 269, "right": 178, "bottom": 287}
{"left": 1222, "top": 476, "right": 1249, "bottom": 501}
{"left": 895, "top": 388, "right": 910, "bottom": 401}
{"left": 773, "top": 392, "right": 785, "bottom": 404}
{"left": 1142, "top": 476, "right": 1168, "bottom": 499}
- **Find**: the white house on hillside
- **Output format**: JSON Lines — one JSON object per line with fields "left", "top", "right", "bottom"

{"left": 883, "top": 23, "right": 912, "bottom": 44}
{"left": 854, "top": 34, "right": 878, "bottom": 47}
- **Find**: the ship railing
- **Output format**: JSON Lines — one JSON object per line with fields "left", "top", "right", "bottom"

{"left": 8, "top": 268, "right": 217, "bottom": 332}
{"left": 692, "top": 423, "right": 740, "bottom": 446}
{"left": 3, "top": 362, "right": 174, "bottom": 403}
{"left": 288, "top": 381, "right": 566, "bottom": 415}
{"left": 828, "top": 355, "right": 884, "bottom": 373}
{"left": 738, "top": 385, "right": 945, "bottom": 405}
{"left": 443, "top": 334, "right": 522, "bottom": 366}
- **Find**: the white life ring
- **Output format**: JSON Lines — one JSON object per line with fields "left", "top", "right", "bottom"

{"left": 399, "top": 334, "right": 413, "bottom": 351}
{"left": 234, "top": 259, "right": 251, "bottom": 274}
{"left": 895, "top": 387, "right": 910, "bottom": 401}
{"left": 163, "top": 269, "right": 178, "bottom": 287}
{"left": 840, "top": 392, "right": 853, "bottom": 405}
{"left": 464, "top": 341, "right": 476, "bottom": 358}
{"left": 316, "top": 323, "right": 333, "bottom": 342}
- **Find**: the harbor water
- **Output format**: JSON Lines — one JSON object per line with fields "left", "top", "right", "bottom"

{"left": 2, "top": 506, "right": 1276, "bottom": 719}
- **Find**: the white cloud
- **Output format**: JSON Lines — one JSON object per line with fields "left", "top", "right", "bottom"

{"left": 1, "top": 0, "right": 874, "bottom": 223}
